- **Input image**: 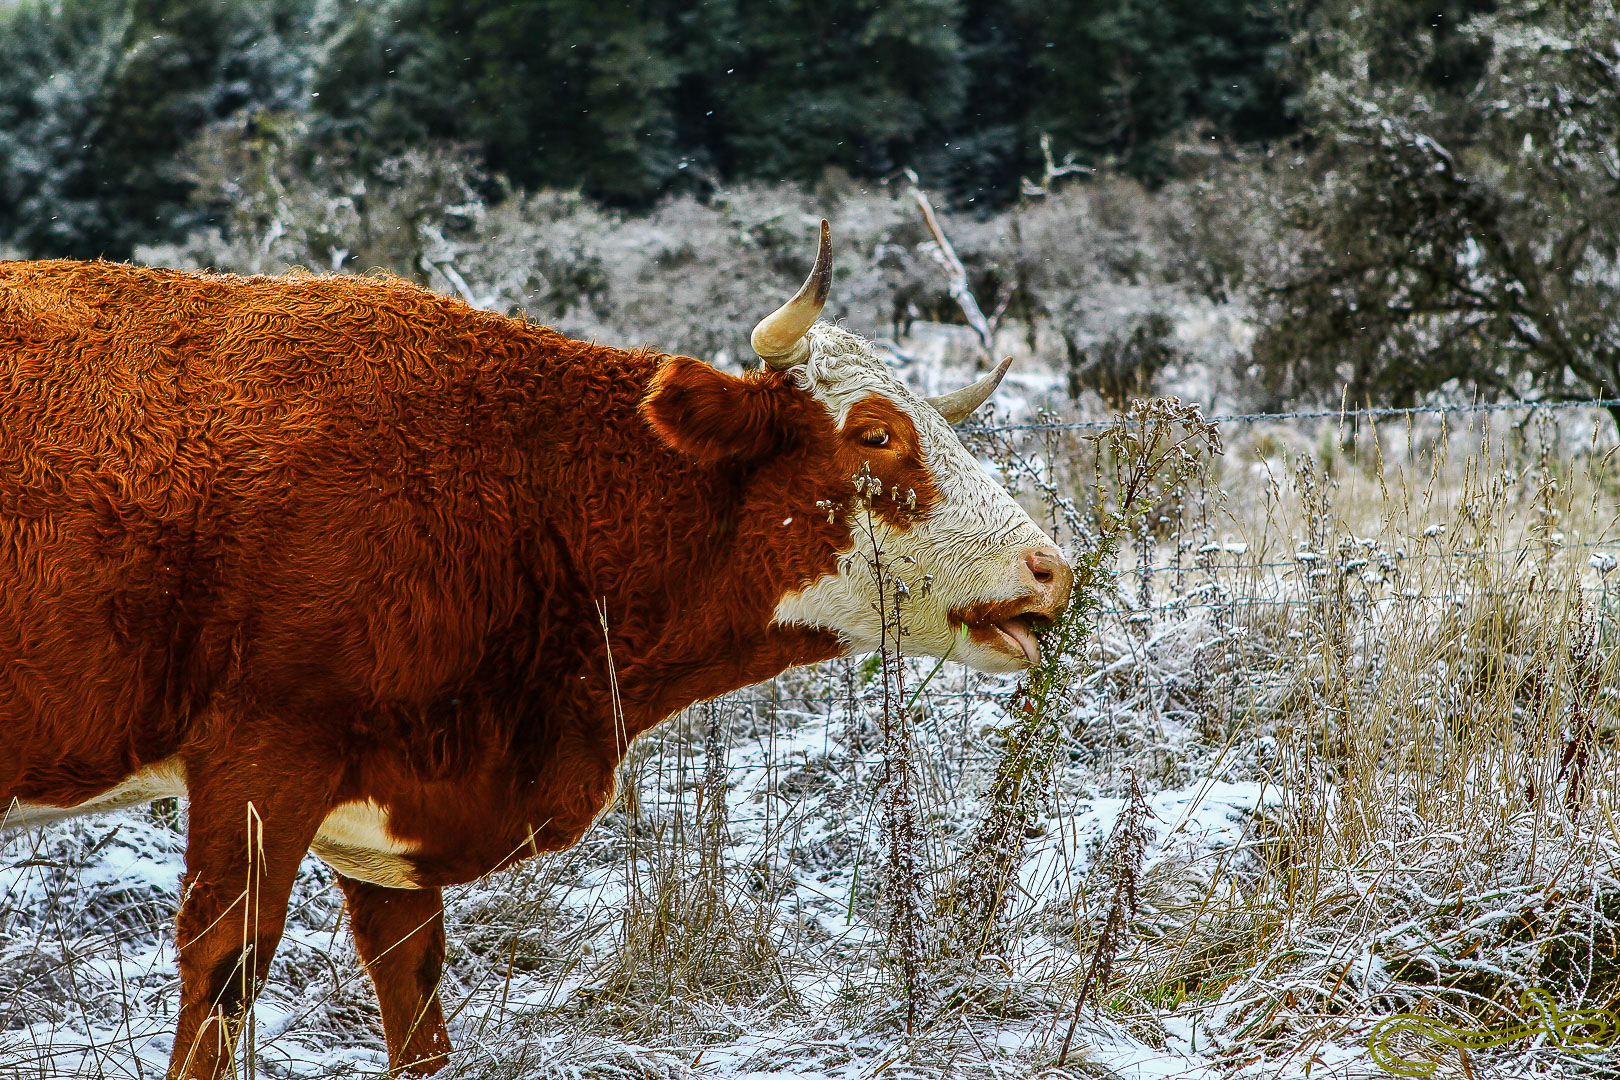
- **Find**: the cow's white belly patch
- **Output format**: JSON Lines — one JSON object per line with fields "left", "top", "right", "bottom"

{"left": 3, "top": 757, "right": 188, "bottom": 834}
{"left": 3, "top": 761, "right": 420, "bottom": 890}
{"left": 310, "top": 801, "right": 421, "bottom": 890}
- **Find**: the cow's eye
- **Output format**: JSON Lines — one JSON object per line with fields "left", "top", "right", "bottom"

{"left": 860, "top": 429, "right": 890, "bottom": 448}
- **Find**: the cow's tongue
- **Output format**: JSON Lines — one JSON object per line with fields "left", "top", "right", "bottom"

{"left": 996, "top": 617, "right": 1040, "bottom": 665}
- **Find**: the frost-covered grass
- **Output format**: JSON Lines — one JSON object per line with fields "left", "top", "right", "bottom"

{"left": 4, "top": 382, "right": 1619, "bottom": 1079}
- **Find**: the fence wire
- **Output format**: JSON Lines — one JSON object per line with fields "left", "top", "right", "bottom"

{"left": 683, "top": 393, "right": 1620, "bottom": 816}
{"left": 965, "top": 395, "right": 1620, "bottom": 433}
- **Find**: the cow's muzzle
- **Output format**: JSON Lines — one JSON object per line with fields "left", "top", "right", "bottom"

{"left": 951, "top": 546, "right": 1075, "bottom": 666}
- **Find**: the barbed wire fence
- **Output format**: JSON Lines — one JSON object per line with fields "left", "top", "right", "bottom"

{"left": 625, "top": 392, "right": 1620, "bottom": 858}
{"left": 966, "top": 395, "right": 1620, "bottom": 432}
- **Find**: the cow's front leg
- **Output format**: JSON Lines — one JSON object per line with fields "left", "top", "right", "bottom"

{"left": 336, "top": 874, "right": 451, "bottom": 1076}
{"left": 169, "top": 756, "right": 337, "bottom": 1080}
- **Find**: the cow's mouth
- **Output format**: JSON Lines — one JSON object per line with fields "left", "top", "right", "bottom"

{"left": 986, "top": 613, "right": 1049, "bottom": 665}
{"left": 951, "top": 599, "right": 1058, "bottom": 666}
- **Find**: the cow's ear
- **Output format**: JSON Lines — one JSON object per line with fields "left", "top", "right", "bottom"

{"left": 642, "top": 356, "right": 797, "bottom": 465}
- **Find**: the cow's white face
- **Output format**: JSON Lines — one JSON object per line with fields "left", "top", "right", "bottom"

{"left": 642, "top": 220, "right": 1072, "bottom": 673}
{"left": 770, "top": 325, "right": 1071, "bottom": 673}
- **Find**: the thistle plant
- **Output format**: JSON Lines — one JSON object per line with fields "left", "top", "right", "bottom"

{"left": 1058, "top": 768, "right": 1155, "bottom": 1064}
{"left": 847, "top": 461, "right": 932, "bottom": 1030}
{"left": 945, "top": 399, "right": 1220, "bottom": 962}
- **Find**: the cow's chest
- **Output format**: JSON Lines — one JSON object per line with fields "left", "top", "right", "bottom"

{"left": 308, "top": 800, "right": 524, "bottom": 889}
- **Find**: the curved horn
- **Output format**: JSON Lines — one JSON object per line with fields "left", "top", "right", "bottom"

{"left": 928, "top": 356, "right": 1014, "bottom": 424}
{"left": 751, "top": 219, "right": 832, "bottom": 370}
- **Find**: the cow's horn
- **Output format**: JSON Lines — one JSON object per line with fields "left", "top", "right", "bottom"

{"left": 752, "top": 219, "right": 832, "bottom": 370}
{"left": 928, "top": 356, "right": 1014, "bottom": 424}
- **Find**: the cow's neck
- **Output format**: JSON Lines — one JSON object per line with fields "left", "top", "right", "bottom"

{"left": 523, "top": 340, "right": 847, "bottom": 741}
{"left": 584, "top": 454, "right": 849, "bottom": 736}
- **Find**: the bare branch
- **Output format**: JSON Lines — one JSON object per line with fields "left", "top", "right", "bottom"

{"left": 899, "top": 168, "right": 996, "bottom": 367}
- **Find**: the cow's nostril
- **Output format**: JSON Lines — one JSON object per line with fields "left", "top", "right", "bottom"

{"left": 1024, "top": 547, "right": 1073, "bottom": 606}
{"left": 1026, "top": 548, "right": 1059, "bottom": 584}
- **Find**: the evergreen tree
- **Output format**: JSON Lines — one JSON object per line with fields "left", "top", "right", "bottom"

{"left": 313, "top": 0, "right": 682, "bottom": 204}
{"left": 0, "top": 0, "right": 131, "bottom": 255}
{"left": 999, "top": 0, "right": 1294, "bottom": 181}
{"left": 313, "top": 0, "right": 967, "bottom": 203}
{"left": 0, "top": 0, "right": 315, "bottom": 258}
{"left": 933, "top": 0, "right": 1036, "bottom": 201}
{"left": 2, "top": 0, "right": 1302, "bottom": 250}
{"left": 307, "top": 0, "right": 461, "bottom": 158}
{"left": 685, "top": 0, "right": 967, "bottom": 186}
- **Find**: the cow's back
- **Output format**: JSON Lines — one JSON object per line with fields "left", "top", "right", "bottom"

{"left": 0, "top": 261, "right": 541, "bottom": 807}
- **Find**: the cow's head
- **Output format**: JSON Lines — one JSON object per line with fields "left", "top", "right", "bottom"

{"left": 643, "top": 221, "right": 1072, "bottom": 673}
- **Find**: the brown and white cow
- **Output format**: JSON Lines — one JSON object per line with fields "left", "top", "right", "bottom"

{"left": 0, "top": 223, "right": 1071, "bottom": 1078}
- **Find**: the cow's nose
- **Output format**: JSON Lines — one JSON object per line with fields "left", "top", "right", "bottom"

{"left": 1023, "top": 546, "right": 1074, "bottom": 613}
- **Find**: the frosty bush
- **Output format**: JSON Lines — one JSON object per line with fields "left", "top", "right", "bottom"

{"left": 1255, "top": 0, "right": 1620, "bottom": 431}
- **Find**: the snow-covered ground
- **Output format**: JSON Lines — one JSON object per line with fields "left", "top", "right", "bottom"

{"left": 0, "top": 670, "right": 1288, "bottom": 1080}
